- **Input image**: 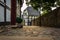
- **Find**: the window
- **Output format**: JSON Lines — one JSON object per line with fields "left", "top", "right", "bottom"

{"left": 0, "top": 0, "right": 11, "bottom": 22}
{"left": 0, "top": 0, "right": 4, "bottom": 2}
{"left": 6, "top": 0, "right": 11, "bottom": 8}
{"left": 6, "top": 9, "right": 11, "bottom": 22}
{"left": 0, "top": 6, "right": 4, "bottom": 22}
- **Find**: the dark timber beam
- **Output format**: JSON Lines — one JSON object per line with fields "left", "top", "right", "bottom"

{"left": 0, "top": 0, "right": 10, "bottom": 10}
{"left": 0, "top": 3, "right": 10, "bottom": 10}
{"left": 4, "top": 0, "right": 6, "bottom": 25}
{"left": 11, "top": 0, "right": 16, "bottom": 25}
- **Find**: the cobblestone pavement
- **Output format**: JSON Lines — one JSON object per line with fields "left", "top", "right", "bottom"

{"left": 0, "top": 36, "right": 53, "bottom": 40}
{"left": 0, "top": 26, "right": 60, "bottom": 40}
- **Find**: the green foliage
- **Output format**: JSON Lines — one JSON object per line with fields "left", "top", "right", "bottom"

{"left": 41, "top": 10, "right": 49, "bottom": 16}
{"left": 26, "top": 0, "right": 60, "bottom": 11}
{"left": 17, "top": 0, "right": 23, "bottom": 5}
{"left": 16, "top": 17, "right": 23, "bottom": 23}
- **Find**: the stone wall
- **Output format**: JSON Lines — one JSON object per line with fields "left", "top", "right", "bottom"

{"left": 32, "top": 7, "right": 60, "bottom": 27}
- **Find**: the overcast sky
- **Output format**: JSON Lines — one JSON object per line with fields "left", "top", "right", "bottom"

{"left": 21, "top": 0, "right": 27, "bottom": 12}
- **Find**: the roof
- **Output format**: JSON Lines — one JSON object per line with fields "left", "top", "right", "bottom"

{"left": 24, "top": 6, "right": 40, "bottom": 16}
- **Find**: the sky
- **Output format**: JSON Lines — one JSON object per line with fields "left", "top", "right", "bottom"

{"left": 21, "top": 0, "right": 27, "bottom": 13}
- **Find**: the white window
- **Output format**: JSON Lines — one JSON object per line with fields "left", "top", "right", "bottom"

{"left": 6, "top": 9, "right": 11, "bottom": 22}
{"left": 6, "top": 0, "right": 11, "bottom": 8}
{"left": 0, "top": 6, "right": 4, "bottom": 22}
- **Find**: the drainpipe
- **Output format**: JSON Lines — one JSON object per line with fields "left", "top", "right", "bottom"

{"left": 11, "top": 0, "right": 16, "bottom": 25}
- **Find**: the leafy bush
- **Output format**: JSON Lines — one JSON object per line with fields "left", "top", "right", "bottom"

{"left": 16, "top": 17, "right": 23, "bottom": 23}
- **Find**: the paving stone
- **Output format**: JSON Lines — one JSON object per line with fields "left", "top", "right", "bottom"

{"left": 0, "top": 26, "right": 60, "bottom": 40}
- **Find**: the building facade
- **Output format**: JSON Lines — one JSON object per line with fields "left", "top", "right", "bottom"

{"left": 23, "top": 6, "right": 40, "bottom": 26}
{"left": 0, "top": 0, "right": 11, "bottom": 25}
{"left": 0, "top": 0, "right": 17, "bottom": 25}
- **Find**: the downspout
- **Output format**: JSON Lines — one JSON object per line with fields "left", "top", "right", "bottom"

{"left": 11, "top": 0, "right": 16, "bottom": 25}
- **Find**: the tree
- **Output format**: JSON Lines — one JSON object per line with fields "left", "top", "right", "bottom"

{"left": 26, "top": 0, "right": 60, "bottom": 12}
{"left": 26, "top": 0, "right": 60, "bottom": 26}
{"left": 17, "top": 0, "right": 23, "bottom": 17}
{"left": 17, "top": 0, "right": 23, "bottom": 7}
